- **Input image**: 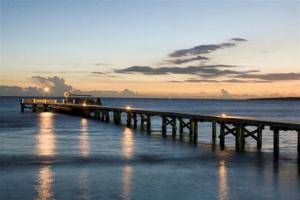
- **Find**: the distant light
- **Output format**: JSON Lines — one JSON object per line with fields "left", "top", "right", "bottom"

{"left": 221, "top": 113, "right": 227, "bottom": 118}
{"left": 44, "top": 87, "right": 49, "bottom": 92}
{"left": 126, "top": 106, "right": 131, "bottom": 110}
{"left": 83, "top": 103, "right": 87, "bottom": 107}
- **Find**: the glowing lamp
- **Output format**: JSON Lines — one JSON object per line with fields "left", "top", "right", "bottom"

{"left": 221, "top": 113, "right": 227, "bottom": 118}
{"left": 44, "top": 87, "right": 49, "bottom": 92}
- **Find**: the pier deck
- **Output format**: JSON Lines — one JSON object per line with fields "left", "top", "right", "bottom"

{"left": 20, "top": 98, "right": 300, "bottom": 159}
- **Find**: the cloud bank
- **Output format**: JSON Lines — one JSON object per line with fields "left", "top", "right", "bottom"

{"left": 0, "top": 76, "right": 140, "bottom": 98}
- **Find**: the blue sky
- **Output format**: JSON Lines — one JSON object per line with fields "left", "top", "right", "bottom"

{"left": 1, "top": 0, "right": 299, "bottom": 97}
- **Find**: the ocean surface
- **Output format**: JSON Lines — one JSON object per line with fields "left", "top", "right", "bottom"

{"left": 0, "top": 97, "right": 300, "bottom": 200}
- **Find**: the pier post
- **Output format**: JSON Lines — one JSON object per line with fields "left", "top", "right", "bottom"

{"left": 235, "top": 125, "right": 242, "bottom": 151}
{"left": 105, "top": 111, "right": 110, "bottom": 123}
{"left": 140, "top": 114, "right": 145, "bottom": 130}
{"left": 162, "top": 116, "right": 167, "bottom": 136}
{"left": 241, "top": 126, "right": 245, "bottom": 150}
{"left": 43, "top": 104, "right": 48, "bottom": 112}
{"left": 113, "top": 111, "right": 121, "bottom": 125}
{"left": 220, "top": 122, "right": 225, "bottom": 150}
{"left": 273, "top": 128, "right": 280, "bottom": 159}
{"left": 100, "top": 111, "right": 105, "bottom": 121}
{"left": 20, "top": 100, "right": 24, "bottom": 112}
{"left": 257, "top": 125, "right": 263, "bottom": 150}
{"left": 172, "top": 117, "right": 177, "bottom": 138}
{"left": 179, "top": 118, "right": 184, "bottom": 136}
{"left": 193, "top": 120, "right": 198, "bottom": 144}
{"left": 146, "top": 114, "right": 151, "bottom": 134}
{"left": 189, "top": 119, "right": 194, "bottom": 141}
{"left": 212, "top": 120, "right": 216, "bottom": 143}
{"left": 126, "top": 112, "right": 132, "bottom": 127}
{"left": 133, "top": 113, "right": 137, "bottom": 129}
{"left": 32, "top": 104, "right": 37, "bottom": 112}
{"left": 297, "top": 129, "right": 300, "bottom": 155}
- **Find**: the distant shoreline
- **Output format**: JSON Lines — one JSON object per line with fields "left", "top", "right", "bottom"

{"left": 1, "top": 95, "right": 300, "bottom": 101}
{"left": 247, "top": 97, "right": 300, "bottom": 101}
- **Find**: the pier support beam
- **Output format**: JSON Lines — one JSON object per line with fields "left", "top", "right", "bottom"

{"left": 162, "top": 116, "right": 167, "bottom": 136}
{"left": 172, "top": 117, "right": 177, "bottom": 137}
{"left": 212, "top": 120, "right": 216, "bottom": 144}
{"left": 105, "top": 111, "right": 110, "bottom": 123}
{"left": 100, "top": 111, "right": 105, "bottom": 121}
{"left": 235, "top": 125, "right": 242, "bottom": 151}
{"left": 126, "top": 112, "right": 132, "bottom": 127}
{"left": 219, "top": 122, "right": 225, "bottom": 150}
{"left": 257, "top": 125, "right": 263, "bottom": 150}
{"left": 133, "top": 113, "right": 137, "bottom": 129}
{"left": 297, "top": 129, "right": 300, "bottom": 155}
{"left": 140, "top": 114, "right": 146, "bottom": 130}
{"left": 32, "top": 104, "right": 37, "bottom": 112}
{"left": 146, "top": 114, "right": 151, "bottom": 134}
{"left": 273, "top": 128, "right": 280, "bottom": 159}
{"left": 193, "top": 120, "right": 198, "bottom": 144}
{"left": 113, "top": 111, "right": 121, "bottom": 125}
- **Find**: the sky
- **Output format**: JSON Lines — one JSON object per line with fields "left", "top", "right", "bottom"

{"left": 1, "top": 0, "right": 300, "bottom": 98}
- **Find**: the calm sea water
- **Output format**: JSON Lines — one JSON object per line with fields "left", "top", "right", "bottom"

{"left": 0, "top": 97, "right": 299, "bottom": 200}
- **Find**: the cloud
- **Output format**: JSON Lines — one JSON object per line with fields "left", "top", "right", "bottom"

{"left": 164, "top": 55, "right": 209, "bottom": 65}
{"left": 0, "top": 76, "right": 140, "bottom": 98}
{"left": 115, "top": 65, "right": 259, "bottom": 78}
{"left": 168, "top": 38, "right": 247, "bottom": 59}
{"left": 234, "top": 72, "right": 300, "bottom": 81}
{"left": 0, "top": 86, "right": 41, "bottom": 96}
{"left": 31, "top": 76, "right": 73, "bottom": 96}
{"left": 168, "top": 43, "right": 236, "bottom": 58}
{"left": 180, "top": 78, "right": 269, "bottom": 83}
{"left": 220, "top": 89, "right": 231, "bottom": 98}
{"left": 231, "top": 37, "right": 247, "bottom": 42}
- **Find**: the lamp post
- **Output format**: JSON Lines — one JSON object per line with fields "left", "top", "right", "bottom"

{"left": 44, "top": 87, "right": 49, "bottom": 100}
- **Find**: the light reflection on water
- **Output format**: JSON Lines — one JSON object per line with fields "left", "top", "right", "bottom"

{"left": 78, "top": 171, "right": 90, "bottom": 200}
{"left": 218, "top": 160, "right": 229, "bottom": 200}
{"left": 36, "top": 112, "right": 56, "bottom": 157}
{"left": 36, "top": 166, "right": 54, "bottom": 200}
{"left": 121, "top": 128, "right": 134, "bottom": 200}
{"left": 80, "top": 118, "right": 90, "bottom": 158}
{"left": 35, "top": 112, "right": 55, "bottom": 200}
{"left": 122, "top": 128, "right": 134, "bottom": 160}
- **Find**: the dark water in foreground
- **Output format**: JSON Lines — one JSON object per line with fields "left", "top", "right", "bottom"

{"left": 0, "top": 97, "right": 300, "bottom": 199}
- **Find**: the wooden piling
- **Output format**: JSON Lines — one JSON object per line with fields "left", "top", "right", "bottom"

{"left": 146, "top": 114, "right": 151, "bottom": 134}
{"left": 140, "top": 114, "right": 145, "bottom": 130}
{"left": 105, "top": 111, "right": 110, "bottom": 123}
{"left": 273, "top": 128, "right": 280, "bottom": 158}
{"left": 257, "top": 125, "right": 263, "bottom": 150}
{"left": 193, "top": 120, "right": 198, "bottom": 144}
{"left": 113, "top": 111, "right": 121, "bottom": 125}
{"left": 133, "top": 113, "right": 137, "bottom": 129}
{"left": 162, "top": 116, "right": 167, "bottom": 136}
{"left": 212, "top": 120, "right": 216, "bottom": 143}
{"left": 172, "top": 117, "right": 177, "bottom": 137}
{"left": 126, "top": 112, "right": 132, "bottom": 127}
{"left": 179, "top": 118, "right": 184, "bottom": 136}
{"left": 235, "top": 125, "right": 242, "bottom": 151}
{"left": 297, "top": 129, "right": 300, "bottom": 154}
{"left": 220, "top": 122, "right": 225, "bottom": 150}
{"left": 32, "top": 104, "right": 37, "bottom": 112}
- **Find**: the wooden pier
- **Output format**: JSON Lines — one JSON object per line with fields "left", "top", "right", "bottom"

{"left": 20, "top": 98, "right": 300, "bottom": 159}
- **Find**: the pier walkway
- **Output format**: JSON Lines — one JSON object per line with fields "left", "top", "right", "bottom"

{"left": 20, "top": 98, "right": 300, "bottom": 159}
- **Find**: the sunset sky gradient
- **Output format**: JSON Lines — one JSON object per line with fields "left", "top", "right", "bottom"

{"left": 1, "top": 0, "right": 299, "bottom": 98}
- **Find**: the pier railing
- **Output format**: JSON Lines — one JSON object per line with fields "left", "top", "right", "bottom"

{"left": 20, "top": 98, "right": 300, "bottom": 159}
